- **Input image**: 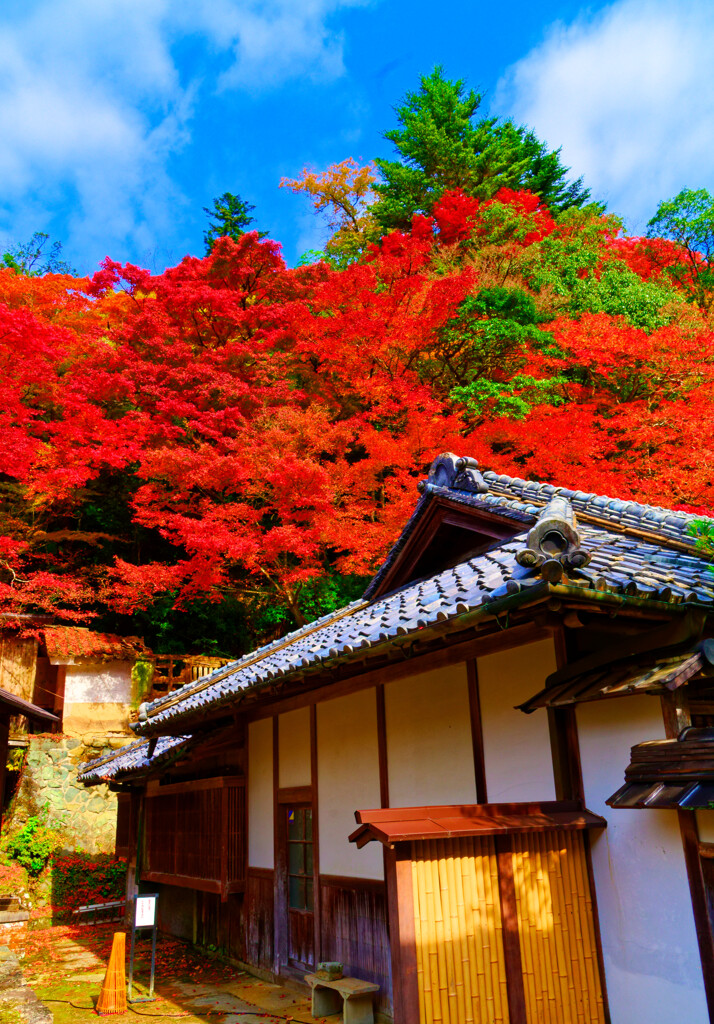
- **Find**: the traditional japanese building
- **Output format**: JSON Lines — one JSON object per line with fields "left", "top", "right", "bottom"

{"left": 80, "top": 454, "right": 714, "bottom": 1023}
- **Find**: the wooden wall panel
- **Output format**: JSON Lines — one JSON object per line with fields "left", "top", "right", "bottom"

{"left": 195, "top": 891, "right": 246, "bottom": 964}
{"left": 0, "top": 635, "right": 37, "bottom": 701}
{"left": 319, "top": 877, "right": 392, "bottom": 1020}
{"left": 245, "top": 867, "right": 275, "bottom": 971}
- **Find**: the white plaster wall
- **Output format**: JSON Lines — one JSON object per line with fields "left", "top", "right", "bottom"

{"left": 385, "top": 663, "right": 477, "bottom": 808}
{"left": 317, "top": 689, "right": 383, "bottom": 880}
{"left": 248, "top": 717, "right": 274, "bottom": 869}
{"left": 64, "top": 661, "right": 133, "bottom": 704}
{"left": 278, "top": 707, "right": 311, "bottom": 788}
{"left": 478, "top": 639, "right": 557, "bottom": 802}
{"left": 578, "top": 696, "right": 708, "bottom": 1023}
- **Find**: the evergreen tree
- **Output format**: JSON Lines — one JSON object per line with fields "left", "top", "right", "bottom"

{"left": 203, "top": 192, "right": 266, "bottom": 253}
{"left": 372, "top": 67, "right": 593, "bottom": 233}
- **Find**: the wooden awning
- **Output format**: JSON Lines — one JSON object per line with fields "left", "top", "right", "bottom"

{"left": 0, "top": 687, "right": 58, "bottom": 724}
{"left": 518, "top": 642, "right": 714, "bottom": 714}
{"left": 349, "top": 801, "right": 606, "bottom": 848}
{"left": 608, "top": 726, "right": 714, "bottom": 809}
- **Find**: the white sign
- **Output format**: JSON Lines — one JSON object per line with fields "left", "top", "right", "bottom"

{"left": 135, "top": 896, "right": 157, "bottom": 928}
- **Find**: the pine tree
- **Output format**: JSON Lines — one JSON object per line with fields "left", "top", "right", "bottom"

{"left": 372, "top": 67, "right": 593, "bottom": 233}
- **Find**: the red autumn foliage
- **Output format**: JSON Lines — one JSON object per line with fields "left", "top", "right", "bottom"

{"left": 0, "top": 189, "right": 712, "bottom": 637}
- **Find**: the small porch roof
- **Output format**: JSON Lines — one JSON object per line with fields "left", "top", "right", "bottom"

{"left": 518, "top": 640, "right": 714, "bottom": 714}
{"left": 349, "top": 801, "right": 606, "bottom": 848}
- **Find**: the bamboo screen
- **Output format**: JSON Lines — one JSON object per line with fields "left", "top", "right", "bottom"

{"left": 411, "top": 836, "right": 510, "bottom": 1024}
{"left": 510, "top": 830, "right": 605, "bottom": 1024}
{"left": 144, "top": 780, "right": 245, "bottom": 893}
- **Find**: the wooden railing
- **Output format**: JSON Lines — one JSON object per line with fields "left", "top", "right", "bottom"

{"left": 141, "top": 777, "right": 246, "bottom": 899}
{"left": 146, "top": 656, "right": 231, "bottom": 702}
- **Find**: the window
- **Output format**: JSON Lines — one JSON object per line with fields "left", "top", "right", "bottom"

{"left": 286, "top": 806, "right": 313, "bottom": 912}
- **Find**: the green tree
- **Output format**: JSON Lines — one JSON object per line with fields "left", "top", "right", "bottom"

{"left": 372, "top": 66, "right": 592, "bottom": 233}
{"left": 647, "top": 188, "right": 714, "bottom": 311}
{"left": 203, "top": 192, "right": 266, "bottom": 253}
{"left": 2, "top": 232, "right": 74, "bottom": 275}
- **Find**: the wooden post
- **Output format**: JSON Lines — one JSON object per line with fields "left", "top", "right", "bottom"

{"left": 310, "top": 704, "right": 321, "bottom": 968}
{"left": 661, "top": 689, "right": 714, "bottom": 1020}
{"left": 0, "top": 715, "right": 8, "bottom": 835}
{"left": 466, "top": 660, "right": 487, "bottom": 802}
{"left": 495, "top": 836, "right": 527, "bottom": 1024}
{"left": 384, "top": 845, "right": 419, "bottom": 1024}
{"left": 272, "top": 715, "right": 286, "bottom": 974}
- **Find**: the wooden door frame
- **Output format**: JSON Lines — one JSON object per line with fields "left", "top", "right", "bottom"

{"left": 274, "top": 792, "right": 316, "bottom": 972}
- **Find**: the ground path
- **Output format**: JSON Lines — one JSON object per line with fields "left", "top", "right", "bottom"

{"left": 6, "top": 924, "right": 331, "bottom": 1024}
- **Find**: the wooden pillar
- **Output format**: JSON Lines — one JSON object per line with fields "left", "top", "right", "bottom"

{"left": 384, "top": 845, "right": 419, "bottom": 1024}
{"left": 272, "top": 715, "right": 286, "bottom": 974}
{"left": 0, "top": 715, "right": 8, "bottom": 835}
{"left": 310, "top": 704, "right": 321, "bottom": 967}
{"left": 466, "top": 660, "right": 487, "bottom": 803}
{"left": 661, "top": 690, "right": 714, "bottom": 1020}
{"left": 495, "top": 836, "right": 527, "bottom": 1024}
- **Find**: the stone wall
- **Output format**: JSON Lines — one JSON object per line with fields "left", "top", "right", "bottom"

{"left": 7, "top": 734, "right": 125, "bottom": 855}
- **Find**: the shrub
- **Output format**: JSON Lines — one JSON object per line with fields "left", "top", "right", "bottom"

{"left": 3, "top": 808, "right": 63, "bottom": 876}
{"left": 51, "top": 853, "right": 127, "bottom": 915}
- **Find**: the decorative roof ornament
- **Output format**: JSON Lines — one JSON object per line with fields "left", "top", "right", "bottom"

{"left": 417, "top": 452, "right": 489, "bottom": 495}
{"left": 516, "top": 495, "right": 590, "bottom": 581}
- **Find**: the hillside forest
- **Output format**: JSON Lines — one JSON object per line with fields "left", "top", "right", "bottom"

{"left": 3, "top": 68, "right": 714, "bottom": 656}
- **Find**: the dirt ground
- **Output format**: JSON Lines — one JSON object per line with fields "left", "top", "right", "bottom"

{"left": 7, "top": 924, "right": 332, "bottom": 1024}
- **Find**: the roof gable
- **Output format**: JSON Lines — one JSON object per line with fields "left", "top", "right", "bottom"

{"left": 365, "top": 454, "right": 534, "bottom": 600}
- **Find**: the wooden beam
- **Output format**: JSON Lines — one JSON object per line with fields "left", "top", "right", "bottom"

{"left": 140, "top": 871, "right": 232, "bottom": 895}
{"left": 495, "top": 836, "right": 527, "bottom": 1024}
{"left": 319, "top": 874, "right": 385, "bottom": 893}
{"left": 276, "top": 785, "right": 313, "bottom": 805}
{"left": 384, "top": 845, "right": 420, "bottom": 1024}
{"left": 467, "top": 660, "right": 487, "bottom": 803}
{"left": 145, "top": 775, "right": 244, "bottom": 797}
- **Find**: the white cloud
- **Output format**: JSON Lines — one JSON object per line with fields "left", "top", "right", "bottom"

{"left": 0, "top": 0, "right": 368, "bottom": 270}
{"left": 496, "top": 0, "right": 714, "bottom": 231}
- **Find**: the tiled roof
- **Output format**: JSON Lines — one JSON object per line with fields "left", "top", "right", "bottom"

{"left": 94, "top": 456, "right": 714, "bottom": 747}
{"left": 43, "top": 627, "right": 150, "bottom": 662}
{"left": 482, "top": 471, "right": 711, "bottom": 549}
{"left": 78, "top": 733, "right": 192, "bottom": 784}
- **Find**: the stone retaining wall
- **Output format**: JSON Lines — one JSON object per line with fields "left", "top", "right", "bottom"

{"left": 7, "top": 735, "right": 125, "bottom": 855}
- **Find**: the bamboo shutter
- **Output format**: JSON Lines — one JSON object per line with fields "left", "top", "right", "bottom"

{"left": 410, "top": 831, "right": 605, "bottom": 1024}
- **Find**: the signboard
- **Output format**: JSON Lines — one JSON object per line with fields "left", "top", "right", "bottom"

{"left": 128, "top": 893, "right": 159, "bottom": 1003}
{"left": 135, "top": 896, "right": 157, "bottom": 929}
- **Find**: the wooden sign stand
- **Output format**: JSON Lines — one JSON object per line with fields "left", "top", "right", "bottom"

{"left": 127, "top": 893, "right": 159, "bottom": 1003}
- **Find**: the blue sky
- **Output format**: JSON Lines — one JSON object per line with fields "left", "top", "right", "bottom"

{"left": 2, "top": 0, "right": 714, "bottom": 275}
